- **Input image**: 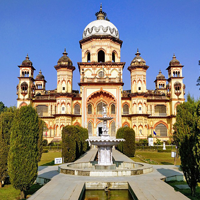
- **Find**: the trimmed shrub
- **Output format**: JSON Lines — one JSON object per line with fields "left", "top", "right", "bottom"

{"left": 62, "top": 125, "right": 89, "bottom": 163}
{"left": 116, "top": 127, "right": 135, "bottom": 157}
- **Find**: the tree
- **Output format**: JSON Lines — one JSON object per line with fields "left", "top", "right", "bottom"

{"left": 8, "top": 105, "right": 39, "bottom": 199}
{"left": 0, "top": 101, "right": 6, "bottom": 114}
{"left": 173, "top": 95, "right": 200, "bottom": 197}
{"left": 0, "top": 109, "right": 15, "bottom": 187}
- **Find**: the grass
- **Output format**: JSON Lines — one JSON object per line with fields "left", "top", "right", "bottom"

{"left": 131, "top": 151, "right": 181, "bottom": 165}
{"left": 38, "top": 150, "right": 62, "bottom": 166}
{"left": 167, "top": 181, "right": 200, "bottom": 200}
{"left": 0, "top": 183, "right": 42, "bottom": 200}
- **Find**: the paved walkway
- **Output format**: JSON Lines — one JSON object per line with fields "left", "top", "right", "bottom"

{"left": 29, "top": 149, "right": 189, "bottom": 200}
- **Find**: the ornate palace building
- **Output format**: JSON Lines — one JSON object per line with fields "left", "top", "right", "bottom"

{"left": 17, "top": 6, "right": 185, "bottom": 143}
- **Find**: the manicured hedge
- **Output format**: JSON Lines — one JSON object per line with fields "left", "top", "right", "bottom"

{"left": 116, "top": 127, "right": 135, "bottom": 157}
{"left": 62, "top": 125, "right": 89, "bottom": 163}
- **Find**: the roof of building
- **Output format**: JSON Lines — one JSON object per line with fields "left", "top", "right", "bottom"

{"left": 156, "top": 70, "right": 165, "bottom": 80}
{"left": 22, "top": 54, "right": 33, "bottom": 66}
{"left": 57, "top": 49, "right": 73, "bottom": 66}
{"left": 82, "top": 5, "right": 119, "bottom": 39}
{"left": 169, "top": 54, "right": 181, "bottom": 66}
{"left": 35, "top": 70, "right": 45, "bottom": 80}
{"left": 130, "top": 49, "right": 146, "bottom": 66}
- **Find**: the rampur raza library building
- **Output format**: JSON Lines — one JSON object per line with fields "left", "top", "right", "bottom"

{"left": 16, "top": 6, "right": 185, "bottom": 143}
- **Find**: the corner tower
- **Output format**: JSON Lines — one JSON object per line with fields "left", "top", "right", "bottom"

{"left": 17, "top": 54, "right": 35, "bottom": 108}
{"left": 78, "top": 5, "right": 125, "bottom": 137}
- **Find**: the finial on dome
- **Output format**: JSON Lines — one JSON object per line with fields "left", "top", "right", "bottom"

{"left": 39, "top": 69, "right": 42, "bottom": 74}
{"left": 173, "top": 53, "right": 176, "bottom": 59}
{"left": 63, "top": 48, "right": 68, "bottom": 56}
{"left": 135, "top": 48, "right": 141, "bottom": 56}
{"left": 26, "top": 54, "right": 29, "bottom": 60}
{"left": 95, "top": 4, "right": 107, "bottom": 20}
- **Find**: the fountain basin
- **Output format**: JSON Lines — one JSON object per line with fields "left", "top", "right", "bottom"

{"left": 58, "top": 161, "right": 153, "bottom": 177}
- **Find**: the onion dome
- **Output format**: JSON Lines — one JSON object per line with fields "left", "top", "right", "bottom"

{"left": 35, "top": 70, "right": 45, "bottom": 80}
{"left": 22, "top": 54, "right": 33, "bottom": 66}
{"left": 156, "top": 70, "right": 165, "bottom": 80}
{"left": 82, "top": 5, "right": 119, "bottom": 39}
{"left": 130, "top": 49, "right": 146, "bottom": 66}
{"left": 169, "top": 54, "right": 181, "bottom": 66}
{"left": 57, "top": 49, "right": 73, "bottom": 66}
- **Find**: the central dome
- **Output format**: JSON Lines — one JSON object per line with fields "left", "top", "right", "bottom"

{"left": 82, "top": 5, "right": 119, "bottom": 39}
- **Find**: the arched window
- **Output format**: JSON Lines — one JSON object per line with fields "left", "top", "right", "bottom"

{"left": 97, "top": 102, "right": 106, "bottom": 114}
{"left": 88, "top": 104, "right": 92, "bottom": 114}
{"left": 87, "top": 52, "right": 90, "bottom": 62}
{"left": 155, "top": 123, "right": 167, "bottom": 137}
{"left": 88, "top": 122, "right": 92, "bottom": 137}
{"left": 98, "top": 50, "right": 105, "bottom": 62}
{"left": 155, "top": 105, "right": 166, "bottom": 116}
{"left": 21, "top": 82, "right": 28, "bottom": 93}
{"left": 111, "top": 104, "right": 115, "bottom": 114}
{"left": 123, "top": 104, "right": 129, "bottom": 114}
{"left": 111, "top": 121, "right": 115, "bottom": 136}
{"left": 74, "top": 104, "right": 80, "bottom": 114}
{"left": 36, "top": 105, "right": 48, "bottom": 117}
{"left": 112, "top": 52, "right": 115, "bottom": 62}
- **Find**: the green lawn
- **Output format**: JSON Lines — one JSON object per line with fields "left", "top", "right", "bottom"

{"left": 131, "top": 151, "right": 181, "bottom": 165}
{"left": 0, "top": 184, "right": 42, "bottom": 200}
{"left": 38, "top": 150, "right": 62, "bottom": 166}
{"left": 167, "top": 181, "right": 200, "bottom": 200}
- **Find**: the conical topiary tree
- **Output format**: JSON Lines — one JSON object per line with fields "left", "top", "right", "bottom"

{"left": 8, "top": 105, "right": 39, "bottom": 199}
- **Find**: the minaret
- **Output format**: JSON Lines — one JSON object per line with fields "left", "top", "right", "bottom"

{"left": 54, "top": 49, "right": 75, "bottom": 93}
{"left": 128, "top": 49, "right": 149, "bottom": 93}
{"left": 167, "top": 53, "right": 185, "bottom": 129}
{"left": 167, "top": 54, "right": 185, "bottom": 100}
{"left": 17, "top": 54, "right": 35, "bottom": 108}
{"left": 35, "top": 70, "right": 46, "bottom": 95}
{"left": 154, "top": 70, "right": 167, "bottom": 94}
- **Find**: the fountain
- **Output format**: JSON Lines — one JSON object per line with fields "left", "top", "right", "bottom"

{"left": 59, "top": 105, "right": 153, "bottom": 177}
{"left": 87, "top": 106, "right": 125, "bottom": 170}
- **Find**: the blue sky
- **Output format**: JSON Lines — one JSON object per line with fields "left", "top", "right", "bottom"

{"left": 0, "top": 0, "right": 199, "bottom": 107}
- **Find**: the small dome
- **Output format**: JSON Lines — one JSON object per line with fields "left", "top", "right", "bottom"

{"left": 35, "top": 70, "right": 45, "bottom": 80}
{"left": 169, "top": 54, "right": 180, "bottom": 66}
{"left": 22, "top": 54, "right": 32, "bottom": 66}
{"left": 83, "top": 5, "right": 119, "bottom": 39}
{"left": 57, "top": 49, "right": 73, "bottom": 66}
{"left": 156, "top": 70, "right": 165, "bottom": 80}
{"left": 130, "top": 49, "right": 146, "bottom": 66}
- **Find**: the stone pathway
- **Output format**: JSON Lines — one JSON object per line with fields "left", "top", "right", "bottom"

{"left": 29, "top": 149, "right": 189, "bottom": 200}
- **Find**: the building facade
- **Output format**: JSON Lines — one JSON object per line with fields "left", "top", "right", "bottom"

{"left": 17, "top": 7, "right": 185, "bottom": 143}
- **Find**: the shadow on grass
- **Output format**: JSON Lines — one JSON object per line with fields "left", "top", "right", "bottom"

{"left": 25, "top": 183, "right": 43, "bottom": 197}
{"left": 160, "top": 162, "right": 173, "bottom": 165}
{"left": 41, "top": 160, "right": 54, "bottom": 166}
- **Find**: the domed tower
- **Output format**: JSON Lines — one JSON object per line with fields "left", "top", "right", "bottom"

{"left": 35, "top": 70, "right": 46, "bottom": 95}
{"left": 154, "top": 70, "right": 167, "bottom": 94}
{"left": 128, "top": 49, "right": 149, "bottom": 93}
{"left": 78, "top": 5, "right": 125, "bottom": 136}
{"left": 17, "top": 54, "right": 35, "bottom": 108}
{"left": 167, "top": 54, "right": 185, "bottom": 115}
{"left": 54, "top": 49, "right": 75, "bottom": 93}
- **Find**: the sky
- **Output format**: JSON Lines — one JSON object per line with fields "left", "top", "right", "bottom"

{"left": 0, "top": 0, "right": 199, "bottom": 107}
